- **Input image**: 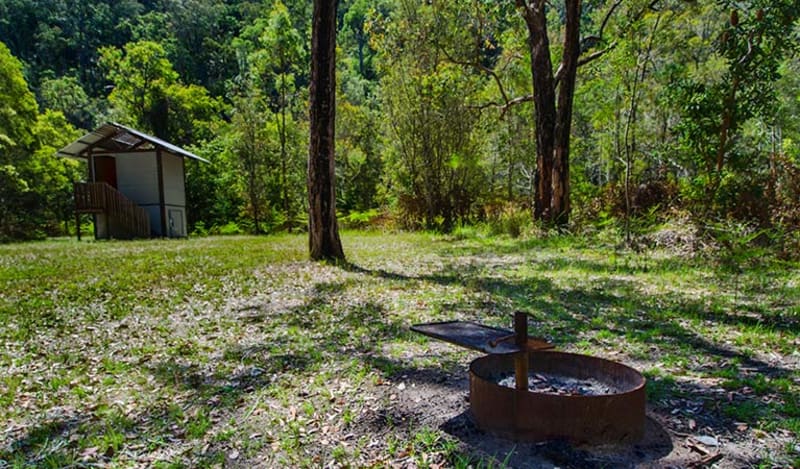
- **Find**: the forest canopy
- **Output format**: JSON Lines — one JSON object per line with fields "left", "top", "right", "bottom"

{"left": 0, "top": 0, "right": 799, "bottom": 247}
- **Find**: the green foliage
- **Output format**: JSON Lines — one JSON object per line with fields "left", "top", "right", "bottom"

{"left": 336, "top": 88, "right": 383, "bottom": 213}
{"left": 341, "top": 209, "right": 382, "bottom": 229}
{"left": 100, "top": 40, "right": 223, "bottom": 145}
{"left": 28, "top": 111, "right": 84, "bottom": 231}
{"left": 704, "top": 220, "right": 771, "bottom": 273}
{"left": 0, "top": 41, "right": 37, "bottom": 151}
{"left": 186, "top": 134, "right": 244, "bottom": 234}
{"left": 146, "top": 0, "right": 240, "bottom": 96}
{"left": 38, "top": 75, "right": 95, "bottom": 129}
{"left": 0, "top": 0, "right": 142, "bottom": 96}
{"left": 1, "top": 0, "right": 800, "bottom": 239}
{"left": 229, "top": 93, "right": 272, "bottom": 234}
{"left": 0, "top": 44, "right": 83, "bottom": 241}
{"left": 669, "top": 0, "right": 799, "bottom": 216}
{"left": 0, "top": 165, "right": 36, "bottom": 241}
{"left": 100, "top": 41, "right": 179, "bottom": 128}
{"left": 227, "top": 3, "right": 309, "bottom": 233}
{"left": 161, "top": 83, "right": 224, "bottom": 145}
{"left": 378, "top": 1, "right": 487, "bottom": 231}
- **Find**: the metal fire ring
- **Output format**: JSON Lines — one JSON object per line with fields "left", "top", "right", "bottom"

{"left": 412, "top": 313, "right": 647, "bottom": 445}
{"left": 470, "top": 350, "right": 646, "bottom": 444}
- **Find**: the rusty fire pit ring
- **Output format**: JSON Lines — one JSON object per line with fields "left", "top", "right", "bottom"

{"left": 469, "top": 350, "right": 646, "bottom": 445}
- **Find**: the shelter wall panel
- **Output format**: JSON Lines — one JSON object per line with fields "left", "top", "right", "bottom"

{"left": 162, "top": 153, "right": 186, "bottom": 207}
{"left": 115, "top": 153, "right": 159, "bottom": 206}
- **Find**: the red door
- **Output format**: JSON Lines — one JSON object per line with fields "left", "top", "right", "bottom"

{"left": 94, "top": 156, "right": 118, "bottom": 188}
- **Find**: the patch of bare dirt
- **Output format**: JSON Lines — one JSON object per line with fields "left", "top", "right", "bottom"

{"left": 345, "top": 359, "right": 788, "bottom": 468}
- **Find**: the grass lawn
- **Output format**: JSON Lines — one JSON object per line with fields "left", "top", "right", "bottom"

{"left": 0, "top": 232, "right": 798, "bottom": 468}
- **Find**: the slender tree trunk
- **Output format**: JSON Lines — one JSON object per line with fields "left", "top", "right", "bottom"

{"left": 706, "top": 76, "right": 739, "bottom": 213}
{"left": 623, "top": 13, "right": 660, "bottom": 245}
{"left": 551, "top": 0, "right": 581, "bottom": 226}
{"left": 247, "top": 149, "right": 261, "bottom": 234}
{"left": 767, "top": 124, "right": 779, "bottom": 203}
{"left": 308, "top": 0, "right": 345, "bottom": 261}
{"left": 357, "top": 33, "right": 365, "bottom": 77}
{"left": 716, "top": 77, "right": 739, "bottom": 174}
{"left": 280, "top": 80, "right": 290, "bottom": 230}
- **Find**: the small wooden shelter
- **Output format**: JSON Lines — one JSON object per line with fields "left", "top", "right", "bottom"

{"left": 57, "top": 122, "right": 208, "bottom": 239}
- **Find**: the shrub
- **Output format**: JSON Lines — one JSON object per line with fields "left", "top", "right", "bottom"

{"left": 341, "top": 209, "right": 381, "bottom": 230}
{"left": 191, "top": 221, "right": 208, "bottom": 237}
{"left": 450, "top": 224, "right": 481, "bottom": 240}
{"left": 212, "top": 222, "right": 243, "bottom": 236}
{"left": 487, "top": 203, "right": 530, "bottom": 238}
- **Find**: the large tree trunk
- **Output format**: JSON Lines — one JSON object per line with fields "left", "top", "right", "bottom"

{"left": 522, "top": 0, "right": 556, "bottom": 222}
{"left": 308, "top": 0, "right": 345, "bottom": 261}
{"left": 519, "top": 0, "right": 581, "bottom": 226}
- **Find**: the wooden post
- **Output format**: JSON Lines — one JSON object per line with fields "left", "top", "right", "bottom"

{"left": 514, "top": 312, "right": 528, "bottom": 391}
{"left": 75, "top": 185, "right": 81, "bottom": 242}
{"left": 89, "top": 149, "right": 99, "bottom": 240}
{"left": 156, "top": 148, "right": 166, "bottom": 237}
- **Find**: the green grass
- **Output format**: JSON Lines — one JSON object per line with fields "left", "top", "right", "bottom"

{"left": 0, "top": 231, "right": 798, "bottom": 467}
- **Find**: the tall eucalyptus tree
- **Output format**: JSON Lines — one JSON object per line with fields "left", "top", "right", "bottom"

{"left": 308, "top": 0, "right": 345, "bottom": 261}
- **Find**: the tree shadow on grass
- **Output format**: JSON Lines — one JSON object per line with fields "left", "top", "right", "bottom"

{"left": 357, "top": 254, "right": 797, "bottom": 375}
{"left": 7, "top": 248, "right": 793, "bottom": 467}
{"left": 346, "top": 252, "right": 798, "bottom": 456}
{"left": 0, "top": 413, "right": 89, "bottom": 466}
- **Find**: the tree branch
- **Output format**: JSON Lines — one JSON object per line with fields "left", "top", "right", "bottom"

{"left": 596, "top": 0, "right": 622, "bottom": 45}
{"left": 568, "top": 0, "right": 660, "bottom": 78}
{"left": 578, "top": 41, "right": 618, "bottom": 66}
{"left": 553, "top": 40, "right": 617, "bottom": 87}
{"left": 515, "top": 0, "right": 533, "bottom": 24}
{"left": 552, "top": 0, "right": 623, "bottom": 89}
{"left": 439, "top": 48, "right": 510, "bottom": 105}
{"left": 504, "top": 94, "right": 535, "bottom": 108}
{"left": 468, "top": 94, "right": 534, "bottom": 118}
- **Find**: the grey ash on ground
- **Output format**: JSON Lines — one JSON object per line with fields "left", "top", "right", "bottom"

{"left": 496, "top": 372, "right": 620, "bottom": 396}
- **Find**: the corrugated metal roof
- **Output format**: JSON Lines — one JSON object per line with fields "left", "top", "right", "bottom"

{"left": 56, "top": 122, "right": 209, "bottom": 163}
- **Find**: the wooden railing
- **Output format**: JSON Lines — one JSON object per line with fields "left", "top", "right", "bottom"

{"left": 74, "top": 182, "right": 150, "bottom": 239}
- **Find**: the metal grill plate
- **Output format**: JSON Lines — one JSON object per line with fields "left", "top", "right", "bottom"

{"left": 411, "top": 321, "right": 553, "bottom": 354}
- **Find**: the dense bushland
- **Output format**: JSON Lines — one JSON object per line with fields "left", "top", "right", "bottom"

{"left": 1, "top": 0, "right": 798, "bottom": 253}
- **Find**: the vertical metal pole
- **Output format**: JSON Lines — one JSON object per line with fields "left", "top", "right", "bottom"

{"left": 514, "top": 312, "right": 528, "bottom": 391}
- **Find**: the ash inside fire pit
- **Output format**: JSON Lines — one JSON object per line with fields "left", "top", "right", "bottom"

{"left": 496, "top": 372, "right": 619, "bottom": 396}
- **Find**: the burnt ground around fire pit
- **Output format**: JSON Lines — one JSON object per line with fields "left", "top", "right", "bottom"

{"left": 345, "top": 340, "right": 798, "bottom": 469}
{"left": 347, "top": 343, "right": 797, "bottom": 468}
{"left": 347, "top": 346, "right": 708, "bottom": 469}
{"left": 1, "top": 233, "right": 798, "bottom": 467}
